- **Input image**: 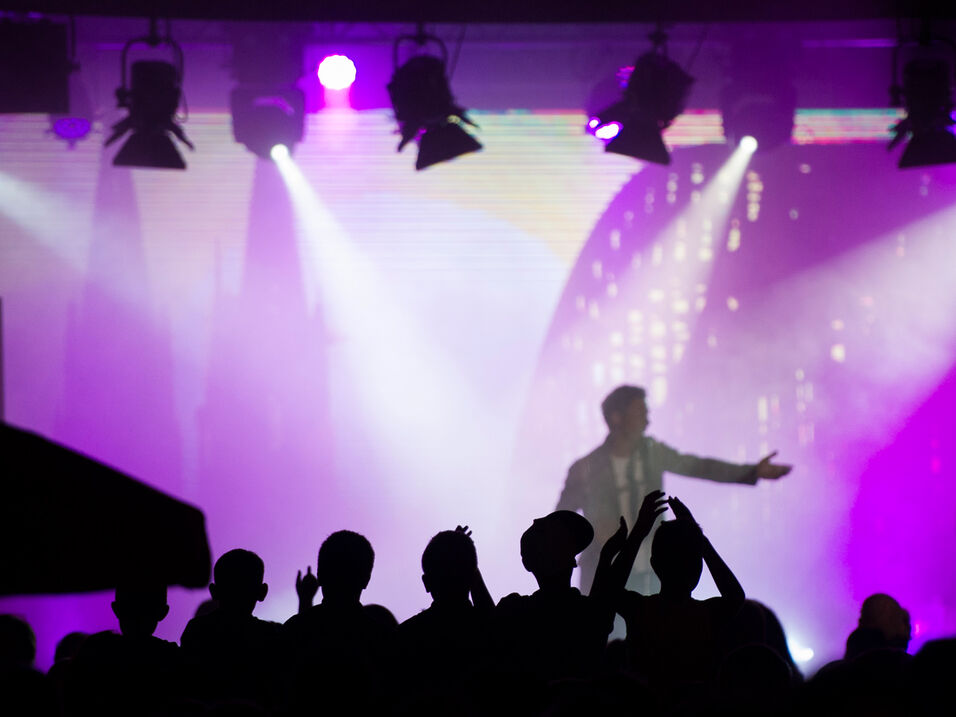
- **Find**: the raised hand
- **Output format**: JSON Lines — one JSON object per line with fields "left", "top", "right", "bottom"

{"left": 295, "top": 565, "right": 319, "bottom": 608}
{"left": 667, "top": 496, "right": 695, "bottom": 523}
{"left": 454, "top": 525, "right": 494, "bottom": 610}
{"left": 755, "top": 450, "right": 792, "bottom": 480}
{"left": 600, "top": 516, "right": 628, "bottom": 561}
{"left": 634, "top": 490, "right": 669, "bottom": 538}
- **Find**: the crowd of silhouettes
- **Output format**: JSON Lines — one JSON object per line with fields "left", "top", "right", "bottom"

{"left": 3, "top": 494, "right": 954, "bottom": 716}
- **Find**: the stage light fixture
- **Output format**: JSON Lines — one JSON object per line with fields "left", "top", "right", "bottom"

{"left": 230, "top": 86, "right": 305, "bottom": 160}
{"left": 740, "top": 135, "right": 758, "bottom": 152}
{"left": 44, "top": 17, "right": 92, "bottom": 149}
{"left": 590, "top": 30, "right": 693, "bottom": 166}
{"left": 719, "top": 42, "right": 797, "bottom": 151}
{"left": 104, "top": 21, "right": 193, "bottom": 170}
{"left": 388, "top": 28, "right": 481, "bottom": 171}
{"left": 889, "top": 56, "right": 956, "bottom": 168}
{"left": 51, "top": 117, "right": 92, "bottom": 146}
{"left": 270, "top": 143, "right": 290, "bottom": 161}
{"left": 318, "top": 55, "right": 356, "bottom": 91}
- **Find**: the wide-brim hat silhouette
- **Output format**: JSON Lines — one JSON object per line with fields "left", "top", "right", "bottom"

{"left": 520, "top": 510, "right": 593, "bottom": 574}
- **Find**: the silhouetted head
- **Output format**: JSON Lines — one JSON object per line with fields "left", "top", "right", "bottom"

{"left": 54, "top": 631, "right": 89, "bottom": 663}
{"left": 112, "top": 580, "right": 169, "bottom": 638}
{"left": 858, "top": 593, "right": 911, "bottom": 648}
{"left": 521, "top": 511, "right": 593, "bottom": 588}
{"left": 0, "top": 614, "right": 36, "bottom": 667}
{"left": 601, "top": 385, "right": 649, "bottom": 439}
{"left": 317, "top": 530, "right": 374, "bottom": 602}
{"left": 421, "top": 530, "right": 478, "bottom": 603}
{"left": 364, "top": 603, "right": 399, "bottom": 630}
{"left": 650, "top": 520, "right": 704, "bottom": 595}
{"left": 209, "top": 549, "right": 268, "bottom": 614}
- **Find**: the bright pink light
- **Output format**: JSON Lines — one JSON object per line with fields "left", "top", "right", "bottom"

{"left": 595, "top": 122, "right": 622, "bottom": 140}
{"left": 317, "top": 55, "right": 357, "bottom": 91}
{"left": 588, "top": 117, "right": 601, "bottom": 130}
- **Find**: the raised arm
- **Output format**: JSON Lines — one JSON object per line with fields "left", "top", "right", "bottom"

{"left": 295, "top": 566, "right": 319, "bottom": 615}
{"left": 592, "top": 491, "right": 668, "bottom": 601}
{"left": 668, "top": 497, "right": 745, "bottom": 608}
{"left": 455, "top": 525, "right": 494, "bottom": 611}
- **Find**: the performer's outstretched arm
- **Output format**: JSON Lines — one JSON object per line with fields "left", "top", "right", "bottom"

{"left": 651, "top": 438, "right": 791, "bottom": 485}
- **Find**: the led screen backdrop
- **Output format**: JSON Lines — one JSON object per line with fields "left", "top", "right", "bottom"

{"left": 2, "top": 106, "right": 955, "bottom": 673}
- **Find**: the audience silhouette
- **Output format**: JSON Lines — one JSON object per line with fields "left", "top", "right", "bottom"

{"left": 180, "top": 549, "right": 282, "bottom": 710}
{"left": 6, "top": 501, "right": 953, "bottom": 716}
{"left": 495, "top": 511, "right": 615, "bottom": 686}
{"left": 611, "top": 494, "right": 746, "bottom": 701}
{"left": 394, "top": 526, "right": 493, "bottom": 711}
{"left": 282, "top": 530, "right": 394, "bottom": 714}
{"left": 64, "top": 579, "right": 183, "bottom": 716}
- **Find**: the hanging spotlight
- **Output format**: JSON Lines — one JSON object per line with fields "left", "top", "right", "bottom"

{"left": 230, "top": 86, "right": 305, "bottom": 160}
{"left": 229, "top": 28, "right": 306, "bottom": 160}
{"left": 719, "top": 40, "right": 797, "bottom": 151}
{"left": 317, "top": 54, "right": 357, "bottom": 91}
{"left": 590, "top": 28, "right": 693, "bottom": 166}
{"left": 48, "top": 17, "right": 92, "bottom": 149}
{"left": 388, "top": 26, "right": 481, "bottom": 171}
{"left": 889, "top": 50, "right": 956, "bottom": 168}
{"left": 104, "top": 20, "right": 193, "bottom": 169}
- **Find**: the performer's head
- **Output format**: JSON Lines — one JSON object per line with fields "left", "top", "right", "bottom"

{"left": 602, "top": 385, "right": 649, "bottom": 438}
{"left": 650, "top": 520, "right": 704, "bottom": 595}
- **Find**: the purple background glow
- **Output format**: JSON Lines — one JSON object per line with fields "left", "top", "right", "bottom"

{"left": 1, "top": 19, "right": 954, "bottom": 673}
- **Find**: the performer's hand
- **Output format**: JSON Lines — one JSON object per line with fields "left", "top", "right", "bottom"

{"left": 755, "top": 450, "right": 792, "bottom": 480}
{"left": 634, "top": 490, "right": 668, "bottom": 538}
{"left": 295, "top": 566, "right": 319, "bottom": 605}
{"left": 600, "top": 517, "right": 628, "bottom": 561}
{"left": 455, "top": 525, "right": 473, "bottom": 537}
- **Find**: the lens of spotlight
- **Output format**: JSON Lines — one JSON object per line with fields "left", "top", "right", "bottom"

{"left": 270, "top": 144, "right": 290, "bottom": 161}
{"left": 740, "top": 135, "right": 759, "bottom": 152}
{"left": 595, "top": 122, "right": 622, "bottom": 140}
{"left": 317, "top": 55, "right": 357, "bottom": 91}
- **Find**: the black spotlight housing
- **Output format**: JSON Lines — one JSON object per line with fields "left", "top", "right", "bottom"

{"left": 889, "top": 57, "right": 956, "bottom": 168}
{"left": 388, "top": 30, "right": 481, "bottom": 171}
{"left": 719, "top": 40, "right": 797, "bottom": 152}
{"left": 230, "top": 86, "right": 305, "bottom": 159}
{"left": 105, "top": 24, "right": 193, "bottom": 170}
{"left": 594, "top": 32, "right": 693, "bottom": 166}
{"left": 720, "top": 81, "right": 796, "bottom": 151}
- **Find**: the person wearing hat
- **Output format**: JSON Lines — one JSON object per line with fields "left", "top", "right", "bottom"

{"left": 493, "top": 510, "right": 620, "bottom": 683}
{"left": 557, "top": 385, "right": 791, "bottom": 594}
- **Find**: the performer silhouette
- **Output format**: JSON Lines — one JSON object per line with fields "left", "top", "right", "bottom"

{"left": 557, "top": 385, "right": 791, "bottom": 592}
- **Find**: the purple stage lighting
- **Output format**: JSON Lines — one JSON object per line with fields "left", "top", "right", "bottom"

{"left": 317, "top": 55, "right": 357, "bottom": 91}
{"left": 51, "top": 117, "right": 92, "bottom": 144}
